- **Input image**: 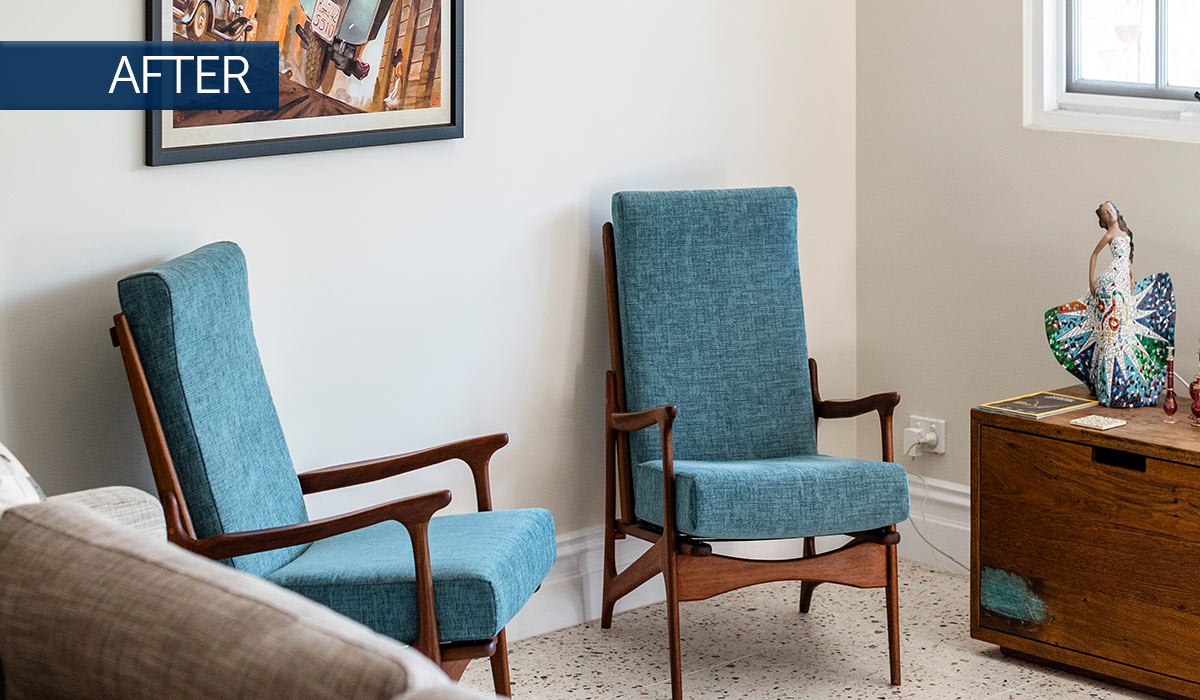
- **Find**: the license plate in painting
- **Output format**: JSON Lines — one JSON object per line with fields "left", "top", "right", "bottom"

{"left": 311, "top": 0, "right": 341, "bottom": 43}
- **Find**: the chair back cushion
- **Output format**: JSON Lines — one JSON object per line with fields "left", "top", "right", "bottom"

{"left": 118, "top": 242, "right": 307, "bottom": 576}
{"left": 611, "top": 187, "right": 817, "bottom": 465}
{"left": 0, "top": 500, "right": 467, "bottom": 700}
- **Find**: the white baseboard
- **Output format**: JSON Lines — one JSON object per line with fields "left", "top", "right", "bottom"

{"left": 505, "top": 527, "right": 662, "bottom": 641}
{"left": 508, "top": 475, "right": 972, "bottom": 641}
{"left": 896, "top": 474, "right": 970, "bottom": 573}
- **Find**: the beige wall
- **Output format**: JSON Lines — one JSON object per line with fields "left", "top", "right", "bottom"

{"left": 856, "top": 1, "right": 1200, "bottom": 484}
{"left": 0, "top": 2, "right": 858, "bottom": 534}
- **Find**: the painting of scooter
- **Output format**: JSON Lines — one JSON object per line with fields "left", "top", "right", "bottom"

{"left": 148, "top": 0, "right": 461, "bottom": 164}
{"left": 296, "top": 0, "right": 392, "bottom": 91}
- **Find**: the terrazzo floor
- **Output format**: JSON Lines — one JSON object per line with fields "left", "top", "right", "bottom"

{"left": 460, "top": 560, "right": 1158, "bottom": 700}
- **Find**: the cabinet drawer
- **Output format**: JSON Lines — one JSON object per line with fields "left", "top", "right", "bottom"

{"left": 977, "top": 426, "right": 1200, "bottom": 682}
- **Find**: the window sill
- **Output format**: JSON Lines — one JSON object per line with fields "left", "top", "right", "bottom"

{"left": 1027, "top": 94, "right": 1200, "bottom": 145}
{"left": 1024, "top": 0, "right": 1200, "bottom": 145}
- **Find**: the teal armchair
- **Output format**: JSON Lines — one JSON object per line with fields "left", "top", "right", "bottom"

{"left": 112, "top": 242, "right": 556, "bottom": 696}
{"left": 601, "top": 188, "right": 909, "bottom": 699}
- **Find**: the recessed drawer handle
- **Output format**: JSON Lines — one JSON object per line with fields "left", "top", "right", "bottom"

{"left": 1092, "top": 447, "right": 1147, "bottom": 472}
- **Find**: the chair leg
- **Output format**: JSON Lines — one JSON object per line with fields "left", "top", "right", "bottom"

{"left": 663, "top": 548, "right": 683, "bottom": 700}
{"left": 440, "top": 659, "right": 471, "bottom": 682}
{"left": 601, "top": 521, "right": 617, "bottom": 629}
{"left": 490, "top": 629, "right": 512, "bottom": 697}
{"left": 885, "top": 529, "right": 901, "bottom": 685}
{"left": 798, "top": 536, "right": 819, "bottom": 614}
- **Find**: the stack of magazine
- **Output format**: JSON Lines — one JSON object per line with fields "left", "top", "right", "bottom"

{"left": 979, "top": 391, "right": 1098, "bottom": 419}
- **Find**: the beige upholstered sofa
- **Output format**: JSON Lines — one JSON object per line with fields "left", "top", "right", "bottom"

{"left": 0, "top": 487, "right": 497, "bottom": 700}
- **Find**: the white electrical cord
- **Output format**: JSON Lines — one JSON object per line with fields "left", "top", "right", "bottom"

{"left": 901, "top": 441, "right": 970, "bottom": 572}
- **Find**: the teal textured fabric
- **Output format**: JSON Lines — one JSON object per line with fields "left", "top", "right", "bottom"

{"left": 611, "top": 187, "right": 817, "bottom": 466}
{"left": 118, "top": 242, "right": 556, "bottom": 645}
{"left": 117, "top": 242, "right": 308, "bottom": 576}
{"left": 611, "top": 188, "right": 909, "bottom": 539}
{"left": 633, "top": 456, "right": 910, "bottom": 539}
{"left": 267, "top": 509, "right": 557, "bottom": 644}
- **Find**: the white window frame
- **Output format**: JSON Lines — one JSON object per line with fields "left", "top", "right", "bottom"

{"left": 1025, "top": 0, "right": 1200, "bottom": 143}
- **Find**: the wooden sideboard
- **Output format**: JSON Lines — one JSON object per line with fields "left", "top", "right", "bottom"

{"left": 971, "top": 385, "right": 1200, "bottom": 700}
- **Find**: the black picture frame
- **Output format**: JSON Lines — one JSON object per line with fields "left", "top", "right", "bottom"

{"left": 146, "top": 0, "right": 463, "bottom": 166}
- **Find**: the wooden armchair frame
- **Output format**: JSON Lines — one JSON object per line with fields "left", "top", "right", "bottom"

{"left": 111, "top": 313, "right": 514, "bottom": 696}
{"left": 600, "top": 224, "right": 902, "bottom": 700}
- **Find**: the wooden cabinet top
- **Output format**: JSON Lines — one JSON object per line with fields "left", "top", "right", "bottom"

{"left": 971, "top": 385, "right": 1200, "bottom": 468}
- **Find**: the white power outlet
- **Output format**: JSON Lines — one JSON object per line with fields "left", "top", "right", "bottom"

{"left": 904, "top": 416, "right": 946, "bottom": 456}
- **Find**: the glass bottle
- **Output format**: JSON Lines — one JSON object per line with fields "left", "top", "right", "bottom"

{"left": 1191, "top": 340, "right": 1200, "bottom": 426}
{"left": 1164, "top": 346, "right": 1177, "bottom": 423}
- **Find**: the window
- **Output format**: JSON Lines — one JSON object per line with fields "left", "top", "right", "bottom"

{"left": 1068, "top": 0, "right": 1200, "bottom": 100}
{"left": 1025, "top": 0, "right": 1200, "bottom": 143}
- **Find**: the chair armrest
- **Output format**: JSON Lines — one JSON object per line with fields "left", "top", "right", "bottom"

{"left": 809, "top": 358, "right": 900, "bottom": 419}
{"left": 48, "top": 486, "right": 167, "bottom": 540}
{"left": 815, "top": 392, "right": 900, "bottom": 420}
{"left": 809, "top": 358, "right": 901, "bottom": 461}
{"left": 169, "top": 488, "right": 452, "bottom": 661}
{"left": 609, "top": 405, "right": 677, "bottom": 433}
{"left": 170, "top": 489, "right": 451, "bottom": 561}
{"left": 607, "top": 404, "right": 680, "bottom": 534}
{"left": 297, "top": 434, "right": 508, "bottom": 512}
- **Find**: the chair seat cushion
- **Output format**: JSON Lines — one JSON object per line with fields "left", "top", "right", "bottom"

{"left": 267, "top": 508, "right": 556, "bottom": 644}
{"left": 633, "top": 455, "right": 910, "bottom": 540}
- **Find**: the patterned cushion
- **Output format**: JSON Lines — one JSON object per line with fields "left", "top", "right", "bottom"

{"left": 118, "top": 242, "right": 308, "bottom": 576}
{"left": 633, "top": 456, "right": 910, "bottom": 540}
{"left": 0, "top": 441, "right": 44, "bottom": 517}
{"left": 267, "top": 509, "right": 557, "bottom": 644}
{"left": 610, "top": 187, "right": 817, "bottom": 467}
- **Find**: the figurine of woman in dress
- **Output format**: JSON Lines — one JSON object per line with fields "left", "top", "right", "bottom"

{"left": 1045, "top": 202, "right": 1176, "bottom": 407}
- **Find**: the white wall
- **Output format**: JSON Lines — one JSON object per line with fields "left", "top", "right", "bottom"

{"left": 857, "top": 0, "right": 1200, "bottom": 487}
{"left": 1, "top": 2, "right": 858, "bottom": 546}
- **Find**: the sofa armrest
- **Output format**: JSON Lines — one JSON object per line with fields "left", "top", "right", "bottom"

{"left": 47, "top": 486, "right": 166, "bottom": 540}
{"left": 0, "top": 501, "right": 462, "bottom": 700}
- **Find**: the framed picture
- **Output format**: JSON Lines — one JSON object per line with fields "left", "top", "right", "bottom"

{"left": 147, "top": 0, "right": 462, "bottom": 166}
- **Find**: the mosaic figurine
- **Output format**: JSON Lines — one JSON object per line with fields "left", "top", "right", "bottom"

{"left": 1045, "top": 201, "right": 1176, "bottom": 408}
